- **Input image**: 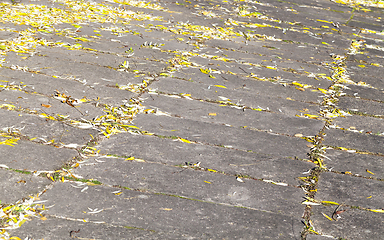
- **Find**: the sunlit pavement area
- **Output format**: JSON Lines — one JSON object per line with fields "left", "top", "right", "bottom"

{"left": 0, "top": 0, "right": 383, "bottom": 239}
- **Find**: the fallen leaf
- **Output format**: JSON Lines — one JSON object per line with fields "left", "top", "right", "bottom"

{"left": 160, "top": 208, "right": 172, "bottom": 211}
{"left": 322, "top": 212, "right": 333, "bottom": 221}
{"left": 41, "top": 104, "right": 51, "bottom": 108}
{"left": 208, "top": 113, "right": 217, "bottom": 116}
{"left": 366, "top": 169, "right": 375, "bottom": 175}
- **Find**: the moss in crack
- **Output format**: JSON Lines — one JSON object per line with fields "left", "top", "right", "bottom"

{"left": 12, "top": 169, "right": 32, "bottom": 175}
{"left": 348, "top": 110, "right": 384, "bottom": 119}
{"left": 155, "top": 134, "right": 178, "bottom": 140}
{"left": 124, "top": 226, "right": 155, "bottom": 232}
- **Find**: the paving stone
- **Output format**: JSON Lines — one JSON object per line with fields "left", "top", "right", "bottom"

{"left": 142, "top": 92, "right": 324, "bottom": 136}
{"left": 338, "top": 96, "right": 384, "bottom": 116}
{"left": 74, "top": 156, "right": 306, "bottom": 217}
{"left": 0, "top": 90, "right": 104, "bottom": 121}
{"left": 311, "top": 205, "right": 384, "bottom": 240}
{"left": 0, "top": 0, "right": 383, "bottom": 239}
{"left": 0, "top": 139, "right": 76, "bottom": 171}
{"left": 0, "top": 67, "right": 139, "bottom": 106}
{"left": 0, "top": 169, "right": 50, "bottom": 204}
{"left": 9, "top": 215, "right": 183, "bottom": 240}
{"left": 342, "top": 85, "right": 384, "bottom": 105}
{"left": 150, "top": 77, "right": 322, "bottom": 117}
{"left": 323, "top": 128, "right": 384, "bottom": 154}
{"left": 96, "top": 133, "right": 313, "bottom": 186}
{"left": 326, "top": 149, "right": 384, "bottom": 179}
{"left": 0, "top": 109, "right": 98, "bottom": 146}
{"left": 316, "top": 172, "right": 384, "bottom": 209}
{"left": 332, "top": 114, "right": 384, "bottom": 136}
{"left": 133, "top": 113, "right": 310, "bottom": 159}
{"left": 36, "top": 182, "right": 303, "bottom": 239}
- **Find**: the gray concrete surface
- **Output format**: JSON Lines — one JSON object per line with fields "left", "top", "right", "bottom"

{"left": 0, "top": 0, "right": 383, "bottom": 239}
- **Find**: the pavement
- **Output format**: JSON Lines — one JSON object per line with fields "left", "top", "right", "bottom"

{"left": 0, "top": 0, "right": 383, "bottom": 239}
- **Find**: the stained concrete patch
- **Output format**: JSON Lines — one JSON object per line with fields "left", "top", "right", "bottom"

{"left": 323, "top": 129, "right": 384, "bottom": 154}
{"left": 96, "top": 133, "right": 313, "bottom": 186}
{"left": 311, "top": 205, "right": 384, "bottom": 240}
{"left": 0, "top": 169, "right": 50, "bottom": 204}
{"left": 133, "top": 113, "right": 310, "bottom": 159}
{"left": 38, "top": 182, "right": 303, "bottom": 239}
{"left": 0, "top": 140, "right": 76, "bottom": 170}
{"left": 316, "top": 172, "right": 384, "bottom": 209}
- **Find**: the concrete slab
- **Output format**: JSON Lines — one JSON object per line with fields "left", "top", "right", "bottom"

{"left": 332, "top": 114, "right": 384, "bottom": 136}
{"left": 343, "top": 85, "right": 384, "bottom": 103}
{"left": 0, "top": 90, "right": 104, "bottom": 121}
{"left": 35, "top": 182, "right": 303, "bottom": 239}
{"left": 96, "top": 133, "right": 313, "bottom": 186}
{"left": 323, "top": 129, "right": 384, "bottom": 154}
{"left": 133, "top": 113, "right": 311, "bottom": 159}
{"left": 0, "top": 67, "right": 139, "bottom": 106}
{"left": 326, "top": 149, "right": 384, "bottom": 179}
{"left": 0, "top": 139, "right": 76, "bottom": 171}
{"left": 311, "top": 205, "right": 384, "bottom": 239}
{"left": 142, "top": 93, "right": 323, "bottom": 136}
{"left": 9, "top": 215, "right": 183, "bottom": 240}
{"left": 338, "top": 96, "right": 384, "bottom": 116}
{"left": 0, "top": 109, "right": 98, "bottom": 146}
{"left": 149, "top": 77, "right": 321, "bottom": 117}
{"left": 316, "top": 172, "right": 384, "bottom": 209}
{"left": 74, "top": 156, "right": 305, "bottom": 217}
{"left": 0, "top": 169, "right": 50, "bottom": 204}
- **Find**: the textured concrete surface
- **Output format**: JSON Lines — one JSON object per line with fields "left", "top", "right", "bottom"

{"left": 0, "top": 0, "right": 383, "bottom": 239}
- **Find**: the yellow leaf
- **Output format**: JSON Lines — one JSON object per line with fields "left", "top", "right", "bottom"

{"left": 304, "top": 114, "right": 319, "bottom": 119}
{"left": 321, "top": 201, "right": 339, "bottom": 205}
{"left": 179, "top": 138, "right": 192, "bottom": 143}
{"left": 368, "top": 209, "right": 384, "bottom": 213}
{"left": 160, "top": 208, "right": 172, "bottom": 211}
{"left": 367, "top": 196, "right": 372, "bottom": 199}
{"left": 318, "top": 88, "right": 328, "bottom": 94}
{"left": 125, "top": 157, "right": 135, "bottom": 161}
{"left": 322, "top": 42, "right": 329, "bottom": 45}
{"left": 204, "top": 181, "right": 211, "bottom": 184}
{"left": 322, "top": 212, "right": 333, "bottom": 221}
{"left": 366, "top": 169, "right": 375, "bottom": 175}
{"left": 208, "top": 113, "right": 217, "bottom": 116}
{"left": 40, "top": 216, "right": 47, "bottom": 221}
{"left": 317, "top": 19, "right": 333, "bottom": 24}
{"left": 292, "top": 81, "right": 303, "bottom": 87}
{"left": 214, "top": 85, "right": 227, "bottom": 88}
{"left": 358, "top": 65, "right": 365, "bottom": 68}
{"left": 10, "top": 237, "right": 21, "bottom": 240}
{"left": 121, "top": 125, "right": 140, "bottom": 129}
{"left": 207, "top": 169, "right": 217, "bottom": 172}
